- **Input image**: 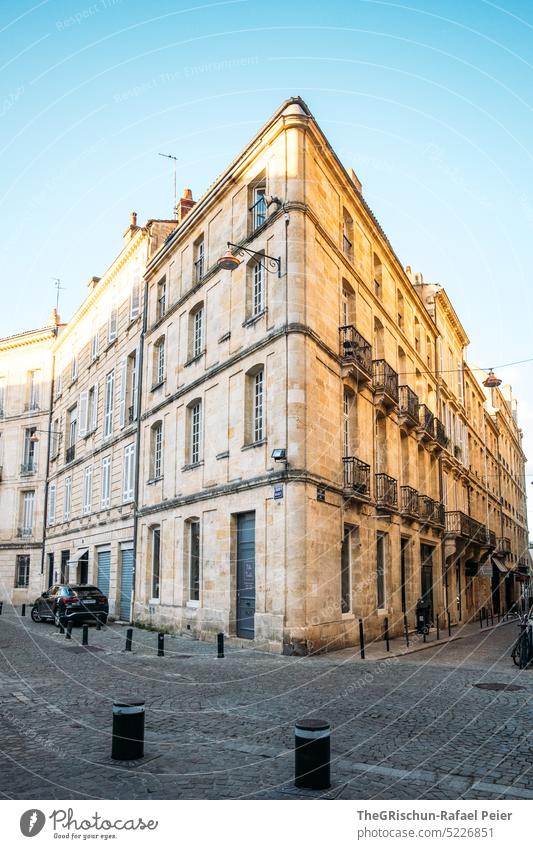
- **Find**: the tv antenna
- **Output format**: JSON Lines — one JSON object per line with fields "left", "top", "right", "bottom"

{"left": 52, "top": 277, "right": 65, "bottom": 313}
{"left": 158, "top": 153, "right": 178, "bottom": 218}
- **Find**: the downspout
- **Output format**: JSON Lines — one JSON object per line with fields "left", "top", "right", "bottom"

{"left": 130, "top": 245, "right": 149, "bottom": 623}
{"left": 40, "top": 335, "right": 57, "bottom": 585}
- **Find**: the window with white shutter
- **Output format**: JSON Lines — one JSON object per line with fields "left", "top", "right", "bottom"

{"left": 83, "top": 465, "right": 92, "bottom": 514}
{"left": 64, "top": 476, "right": 72, "bottom": 520}
{"left": 79, "top": 390, "right": 88, "bottom": 437}
{"left": 123, "top": 443, "right": 135, "bottom": 502}
{"left": 101, "top": 456, "right": 111, "bottom": 509}
{"left": 87, "top": 383, "right": 98, "bottom": 433}
{"left": 108, "top": 303, "right": 118, "bottom": 343}
{"left": 91, "top": 329, "right": 99, "bottom": 362}
{"left": 130, "top": 271, "right": 141, "bottom": 320}
{"left": 119, "top": 357, "right": 127, "bottom": 428}
{"left": 104, "top": 370, "right": 114, "bottom": 438}
{"left": 47, "top": 482, "right": 56, "bottom": 526}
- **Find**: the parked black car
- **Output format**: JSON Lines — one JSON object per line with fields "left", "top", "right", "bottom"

{"left": 31, "top": 584, "right": 108, "bottom": 626}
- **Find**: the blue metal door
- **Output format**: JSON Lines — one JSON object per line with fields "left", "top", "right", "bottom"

{"left": 97, "top": 550, "right": 111, "bottom": 596}
{"left": 120, "top": 548, "right": 134, "bottom": 621}
{"left": 236, "top": 513, "right": 255, "bottom": 639}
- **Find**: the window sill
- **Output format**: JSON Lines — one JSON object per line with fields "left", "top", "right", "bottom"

{"left": 128, "top": 315, "right": 140, "bottom": 329}
{"left": 181, "top": 461, "right": 203, "bottom": 472}
{"left": 88, "top": 356, "right": 99, "bottom": 368}
{"left": 184, "top": 351, "right": 205, "bottom": 368}
{"left": 83, "top": 428, "right": 97, "bottom": 440}
{"left": 242, "top": 309, "right": 266, "bottom": 328}
{"left": 241, "top": 439, "right": 266, "bottom": 452}
{"left": 341, "top": 612, "right": 355, "bottom": 621}
{"left": 147, "top": 477, "right": 163, "bottom": 485}
{"left": 216, "top": 450, "right": 229, "bottom": 460}
{"left": 149, "top": 598, "right": 160, "bottom": 606}
{"left": 218, "top": 332, "right": 231, "bottom": 344}
{"left": 122, "top": 497, "right": 134, "bottom": 505}
{"left": 186, "top": 600, "right": 200, "bottom": 609}
{"left": 106, "top": 338, "right": 117, "bottom": 352}
{"left": 151, "top": 380, "right": 165, "bottom": 392}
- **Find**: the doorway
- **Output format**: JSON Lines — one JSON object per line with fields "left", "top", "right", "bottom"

{"left": 236, "top": 512, "right": 255, "bottom": 639}
{"left": 420, "top": 543, "right": 435, "bottom": 623}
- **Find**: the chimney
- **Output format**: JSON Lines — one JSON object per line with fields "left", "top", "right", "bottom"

{"left": 123, "top": 210, "right": 140, "bottom": 244}
{"left": 347, "top": 167, "right": 362, "bottom": 194}
{"left": 176, "top": 188, "right": 196, "bottom": 223}
{"left": 48, "top": 308, "right": 60, "bottom": 327}
{"left": 87, "top": 276, "right": 101, "bottom": 291}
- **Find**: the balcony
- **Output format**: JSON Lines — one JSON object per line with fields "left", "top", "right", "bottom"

{"left": 339, "top": 326, "right": 372, "bottom": 383}
{"left": 433, "top": 417, "right": 448, "bottom": 449}
{"left": 400, "top": 485, "right": 419, "bottom": 518}
{"left": 432, "top": 501, "right": 446, "bottom": 527}
{"left": 128, "top": 405, "right": 135, "bottom": 424}
{"left": 66, "top": 445, "right": 75, "bottom": 464}
{"left": 24, "top": 401, "right": 40, "bottom": 413}
{"left": 496, "top": 536, "right": 512, "bottom": 555}
{"left": 418, "top": 495, "right": 436, "bottom": 524}
{"left": 417, "top": 404, "right": 434, "bottom": 441}
{"left": 342, "top": 456, "right": 371, "bottom": 499}
{"left": 372, "top": 360, "right": 399, "bottom": 408}
{"left": 375, "top": 473, "right": 398, "bottom": 511}
{"left": 398, "top": 385, "right": 419, "bottom": 428}
{"left": 445, "top": 511, "right": 487, "bottom": 545}
{"left": 485, "top": 529, "right": 497, "bottom": 549}
{"left": 20, "top": 462, "right": 37, "bottom": 476}
{"left": 17, "top": 527, "right": 33, "bottom": 539}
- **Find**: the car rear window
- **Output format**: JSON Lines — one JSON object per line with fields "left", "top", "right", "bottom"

{"left": 70, "top": 586, "right": 102, "bottom": 597}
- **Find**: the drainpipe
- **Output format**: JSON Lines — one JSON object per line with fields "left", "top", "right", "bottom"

{"left": 130, "top": 252, "right": 149, "bottom": 623}
{"left": 40, "top": 337, "right": 58, "bottom": 587}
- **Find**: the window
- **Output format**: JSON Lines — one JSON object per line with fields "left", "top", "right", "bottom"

{"left": 83, "top": 465, "right": 93, "bottom": 514}
{"left": 376, "top": 532, "right": 387, "bottom": 609}
{"left": 0, "top": 376, "right": 6, "bottom": 416}
{"left": 66, "top": 406, "right": 77, "bottom": 462}
{"left": 22, "top": 427, "right": 37, "bottom": 473}
{"left": 104, "top": 370, "right": 114, "bottom": 438}
{"left": 55, "top": 370, "right": 62, "bottom": 399}
{"left": 190, "top": 304, "right": 204, "bottom": 359}
{"left": 341, "top": 526, "right": 355, "bottom": 614}
{"left": 343, "top": 209, "right": 354, "bottom": 260}
{"left": 108, "top": 302, "right": 118, "bottom": 343}
{"left": 343, "top": 388, "right": 356, "bottom": 456}
{"left": 21, "top": 491, "right": 35, "bottom": 536}
{"left": 64, "top": 476, "right": 72, "bottom": 520}
{"left": 80, "top": 384, "right": 98, "bottom": 437}
{"left": 47, "top": 482, "right": 56, "bottom": 526}
{"left": 397, "top": 291, "right": 404, "bottom": 329}
{"left": 414, "top": 317, "right": 421, "bottom": 352}
{"left": 130, "top": 270, "right": 141, "bottom": 320}
{"left": 250, "top": 185, "right": 267, "bottom": 231}
{"left": 151, "top": 526, "right": 161, "bottom": 600}
{"left": 251, "top": 261, "right": 264, "bottom": 317}
{"left": 154, "top": 338, "right": 165, "bottom": 386}
{"left": 373, "top": 253, "right": 382, "bottom": 299}
{"left": 50, "top": 418, "right": 60, "bottom": 458}
{"left": 28, "top": 370, "right": 40, "bottom": 410}
{"left": 71, "top": 356, "right": 78, "bottom": 383}
{"left": 101, "top": 456, "right": 111, "bottom": 509}
{"left": 194, "top": 238, "right": 205, "bottom": 283}
{"left": 189, "top": 520, "right": 200, "bottom": 601}
{"left": 253, "top": 369, "right": 264, "bottom": 443}
{"left": 15, "top": 555, "right": 30, "bottom": 588}
{"left": 189, "top": 401, "right": 201, "bottom": 465}
{"left": 123, "top": 443, "right": 135, "bottom": 502}
{"left": 91, "top": 329, "right": 99, "bottom": 362}
{"left": 157, "top": 278, "right": 166, "bottom": 320}
{"left": 151, "top": 422, "right": 163, "bottom": 480}
{"left": 127, "top": 349, "right": 138, "bottom": 422}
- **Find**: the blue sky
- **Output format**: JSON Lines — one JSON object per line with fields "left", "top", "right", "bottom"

{"left": 2, "top": 0, "right": 533, "bottom": 520}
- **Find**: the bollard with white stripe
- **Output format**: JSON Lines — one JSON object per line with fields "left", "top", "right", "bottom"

{"left": 294, "top": 718, "right": 331, "bottom": 790}
{"left": 112, "top": 699, "right": 145, "bottom": 760}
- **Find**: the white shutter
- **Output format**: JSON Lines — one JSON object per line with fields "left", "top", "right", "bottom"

{"left": 119, "top": 356, "right": 127, "bottom": 428}
{"left": 91, "top": 383, "right": 99, "bottom": 431}
{"left": 132, "top": 346, "right": 140, "bottom": 420}
{"left": 131, "top": 271, "right": 141, "bottom": 319}
{"left": 48, "top": 483, "right": 56, "bottom": 525}
{"left": 79, "top": 390, "right": 88, "bottom": 437}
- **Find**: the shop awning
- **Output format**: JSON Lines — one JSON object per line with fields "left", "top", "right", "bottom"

{"left": 491, "top": 556, "right": 508, "bottom": 573}
{"left": 68, "top": 548, "right": 88, "bottom": 566}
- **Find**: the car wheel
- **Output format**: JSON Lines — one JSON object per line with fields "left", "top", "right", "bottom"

{"left": 30, "top": 606, "right": 41, "bottom": 623}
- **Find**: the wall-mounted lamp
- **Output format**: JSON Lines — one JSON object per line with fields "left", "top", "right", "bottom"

{"left": 217, "top": 242, "right": 281, "bottom": 277}
{"left": 271, "top": 448, "right": 287, "bottom": 462}
{"left": 30, "top": 428, "right": 61, "bottom": 443}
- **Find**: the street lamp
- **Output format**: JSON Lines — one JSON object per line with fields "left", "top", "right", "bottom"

{"left": 482, "top": 369, "right": 502, "bottom": 389}
{"left": 30, "top": 428, "right": 61, "bottom": 443}
{"left": 217, "top": 242, "right": 281, "bottom": 277}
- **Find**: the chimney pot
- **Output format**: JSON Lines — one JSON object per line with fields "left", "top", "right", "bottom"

{"left": 131, "top": 211, "right": 137, "bottom": 227}
{"left": 177, "top": 188, "right": 196, "bottom": 223}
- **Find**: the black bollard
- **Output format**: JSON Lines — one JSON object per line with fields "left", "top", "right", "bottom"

{"left": 497, "top": 609, "right": 500, "bottom": 624}
{"left": 157, "top": 632, "right": 164, "bottom": 657}
{"left": 125, "top": 628, "right": 133, "bottom": 652}
{"left": 217, "top": 632, "right": 224, "bottom": 659}
{"left": 0, "top": 601, "right": 3, "bottom": 615}
{"left": 21, "top": 604, "right": 26, "bottom": 617}
{"left": 96, "top": 619, "right": 102, "bottom": 631}
{"left": 403, "top": 614, "right": 409, "bottom": 648}
{"left": 66, "top": 621, "right": 72, "bottom": 640}
{"left": 490, "top": 608, "right": 494, "bottom": 627}
{"left": 294, "top": 719, "right": 330, "bottom": 790}
{"left": 384, "top": 617, "right": 390, "bottom": 652}
{"left": 111, "top": 699, "right": 145, "bottom": 760}
{"left": 359, "top": 618, "right": 365, "bottom": 660}
{"left": 479, "top": 609, "right": 483, "bottom": 629}
{"left": 436, "top": 613, "right": 440, "bottom": 641}
{"left": 58, "top": 622, "right": 65, "bottom": 634}
{"left": 82, "top": 625, "right": 88, "bottom": 646}
{"left": 447, "top": 611, "right": 451, "bottom": 637}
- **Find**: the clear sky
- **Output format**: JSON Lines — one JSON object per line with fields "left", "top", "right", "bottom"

{"left": 1, "top": 0, "right": 532, "bottom": 524}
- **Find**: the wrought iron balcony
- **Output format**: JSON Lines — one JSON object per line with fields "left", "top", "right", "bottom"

{"left": 343, "top": 456, "right": 371, "bottom": 498}
{"left": 375, "top": 473, "right": 398, "bottom": 510}
{"left": 20, "top": 461, "right": 37, "bottom": 476}
{"left": 24, "top": 401, "right": 40, "bottom": 412}
{"left": 339, "top": 326, "right": 372, "bottom": 381}
{"left": 418, "top": 404, "right": 434, "bottom": 438}
{"left": 17, "top": 526, "right": 33, "bottom": 538}
{"left": 434, "top": 417, "right": 447, "bottom": 448}
{"left": 372, "top": 359, "right": 399, "bottom": 405}
{"left": 66, "top": 445, "right": 75, "bottom": 464}
{"left": 418, "top": 494, "right": 436, "bottom": 523}
{"left": 485, "top": 529, "right": 497, "bottom": 549}
{"left": 445, "top": 511, "right": 486, "bottom": 544}
{"left": 398, "top": 385, "right": 419, "bottom": 425}
{"left": 400, "top": 485, "right": 419, "bottom": 517}
{"left": 128, "top": 405, "right": 135, "bottom": 424}
{"left": 432, "top": 501, "right": 446, "bottom": 527}
{"left": 496, "top": 536, "right": 512, "bottom": 555}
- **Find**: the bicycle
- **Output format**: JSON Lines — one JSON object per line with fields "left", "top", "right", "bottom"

{"left": 510, "top": 611, "right": 533, "bottom": 669}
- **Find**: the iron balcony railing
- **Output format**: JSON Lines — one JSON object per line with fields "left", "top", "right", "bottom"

{"left": 18, "top": 527, "right": 33, "bottom": 538}
{"left": 339, "top": 326, "right": 372, "bottom": 378}
{"left": 418, "top": 494, "right": 436, "bottom": 523}
{"left": 20, "top": 461, "right": 37, "bottom": 475}
{"left": 342, "top": 456, "right": 371, "bottom": 496}
{"left": 434, "top": 417, "right": 447, "bottom": 447}
{"left": 66, "top": 445, "right": 75, "bottom": 464}
{"left": 432, "top": 501, "right": 446, "bottom": 527}
{"left": 496, "top": 536, "right": 512, "bottom": 555}
{"left": 128, "top": 405, "right": 135, "bottom": 424}
{"left": 445, "top": 510, "right": 486, "bottom": 544}
{"left": 485, "top": 529, "right": 496, "bottom": 549}
{"left": 375, "top": 473, "right": 398, "bottom": 510}
{"left": 24, "top": 401, "right": 40, "bottom": 412}
{"left": 418, "top": 403, "right": 434, "bottom": 434}
{"left": 400, "top": 485, "right": 419, "bottom": 516}
{"left": 398, "top": 385, "right": 419, "bottom": 423}
{"left": 372, "top": 360, "right": 399, "bottom": 403}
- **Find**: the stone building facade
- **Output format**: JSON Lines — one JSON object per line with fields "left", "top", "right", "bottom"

{"left": 0, "top": 97, "right": 529, "bottom": 654}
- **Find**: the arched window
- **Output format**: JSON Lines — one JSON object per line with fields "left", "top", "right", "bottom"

{"left": 246, "top": 256, "right": 265, "bottom": 319}
{"left": 187, "top": 398, "right": 202, "bottom": 464}
{"left": 245, "top": 364, "right": 264, "bottom": 444}
{"left": 343, "top": 387, "right": 356, "bottom": 456}
{"left": 189, "top": 302, "right": 204, "bottom": 359}
{"left": 150, "top": 524, "right": 161, "bottom": 600}
{"left": 341, "top": 279, "right": 356, "bottom": 327}
{"left": 373, "top": 317, "right": 384, "bottom": 360}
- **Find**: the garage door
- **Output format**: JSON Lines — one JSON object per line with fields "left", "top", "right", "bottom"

{"left": 97, "top": 550, "right": 111, "bottom": 597}
{"left": 119, "top": 547, "right": 134, "bottom": 622}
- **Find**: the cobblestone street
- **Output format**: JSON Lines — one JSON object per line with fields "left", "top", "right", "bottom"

{"left": 0, "top": 607, "right": 532, "bottom": 801}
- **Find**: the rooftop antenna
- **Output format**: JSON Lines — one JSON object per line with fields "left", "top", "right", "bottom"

{"left": 158, "top": 153, "right": 178, "bottom": 218}
{"left": 52, "top": 277, "right": 64, "bottom": 313}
